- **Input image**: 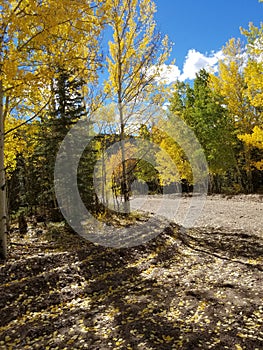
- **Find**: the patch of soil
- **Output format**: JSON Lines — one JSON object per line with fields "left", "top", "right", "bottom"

{"left": 0, "top": 197, "right": 263, "bottom": 349}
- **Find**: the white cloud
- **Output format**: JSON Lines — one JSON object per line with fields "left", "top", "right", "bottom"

{"left": 147, "top": 64, "right": 181, "bottom": 84}
{"left": 149, "top": 49, "right": 224, "bottom": 84}
{"left": 156, "top": 64, "right": 181, "bottom": 84}
{"left": 180, "top": 49, "right": 223, "bottom": 81}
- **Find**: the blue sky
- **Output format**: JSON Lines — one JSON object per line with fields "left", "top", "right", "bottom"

{"left": 154, "top": 0, "right": 263, "bottom": 81}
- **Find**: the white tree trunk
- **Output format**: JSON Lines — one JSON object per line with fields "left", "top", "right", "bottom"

{"left": 0, "top": 80, "right": 7, "bottom": 259}
{"left": 118, "top": 102, "right": 130, "bottom": 214}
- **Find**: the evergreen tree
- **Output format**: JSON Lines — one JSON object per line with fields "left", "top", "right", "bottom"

{"left": 169, "top": 70, "right": 237, "bottom": 192}
{"left": 27, "top": 69, "right": 88, "bottom": 220}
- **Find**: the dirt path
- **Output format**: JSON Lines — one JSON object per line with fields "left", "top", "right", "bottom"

{"left": 131, "top": 194, "right": 263, "bottom": 234}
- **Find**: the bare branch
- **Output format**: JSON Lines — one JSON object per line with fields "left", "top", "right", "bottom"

{"left": 5, "top": 97, "right": 51, "bottom": 135}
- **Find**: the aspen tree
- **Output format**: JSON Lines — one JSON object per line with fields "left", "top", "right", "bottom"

{"left": 105, "top": 0, "right": 170, "bottom": 212}
{"left": 209, "top": 39, "right": 254, "bottom": 192}
{"left": 0, "top": 0, "right": 107, "bottom": 259}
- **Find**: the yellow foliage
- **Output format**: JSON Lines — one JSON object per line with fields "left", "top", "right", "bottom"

{"left": 245, "top": 61, "right": 263, "bottom": 109}
{"left": 241, "top": 22, "right": 263, "bottom": 124}
{"left": 238, "top": 126, "right": 263, "bottom": 170}
{"left": 0, "top": 0, "right": 107, "bottom": 181}
{"left": 209, "top": 38, "right": 255, "bottom": 132}
{"left": 0, "top": 0, "right": 106, "bottom": 119}
{"left": 238, "top": 126, "right": 263, "bottom": 149}
{"left": 105, "top": 0, "right": 170, "bottom": 102}
{"left": 152, "top": 126, "right": 193, "bottom": 185}
{"left": 5, "top": 117, "right": 38, "bottom": 176}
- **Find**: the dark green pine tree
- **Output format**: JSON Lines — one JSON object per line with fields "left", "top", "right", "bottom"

{"left": 26, "top": 68, "right": 93, "bottom": 220}
{"left": 169, "top": 70, "right": 237, "bottom": 193}
{"left": 51, "top": 69, "right": 87, "bottom": 139}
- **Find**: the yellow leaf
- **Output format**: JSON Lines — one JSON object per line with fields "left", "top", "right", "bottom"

{"left": 162, "top": 335, "right": 174, "bottom": 342}
{"left": 235, "top": 344, "right": 243, "bottom": 350}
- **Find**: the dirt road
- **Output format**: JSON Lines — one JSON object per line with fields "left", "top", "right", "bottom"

{"left": 130, "top": 194, "right": 263, "bottom": 234}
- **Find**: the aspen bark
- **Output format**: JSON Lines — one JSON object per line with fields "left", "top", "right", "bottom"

{"left": 118, "top": 101, "right": 130, "bottom": 213}
{"left": 0, "top": 80, "right": 7, "bottom": 259}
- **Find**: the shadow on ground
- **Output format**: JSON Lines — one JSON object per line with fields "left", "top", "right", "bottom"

{"left": 0, "top": 221, "right": 263, "bottom": 349}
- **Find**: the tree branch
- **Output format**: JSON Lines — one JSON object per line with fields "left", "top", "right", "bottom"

{"left": 5, "top": 98, "right": 51, "bottom": 135}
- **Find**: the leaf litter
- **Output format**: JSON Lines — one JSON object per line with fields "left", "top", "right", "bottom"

{"left": 0, "top": 201, "right": 263, "bottom": 350}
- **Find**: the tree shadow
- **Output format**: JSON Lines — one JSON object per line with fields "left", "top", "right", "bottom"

{"left": 1, "top": 222, "right": 263, "bottom": 349}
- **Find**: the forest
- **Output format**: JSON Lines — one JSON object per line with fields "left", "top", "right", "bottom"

{"left": 0, "top": 0, "right": 263, "bottom": 349}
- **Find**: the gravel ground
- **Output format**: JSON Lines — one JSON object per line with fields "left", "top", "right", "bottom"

{"left": 130, "top": 194, "right": 263, "bottom": 235}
